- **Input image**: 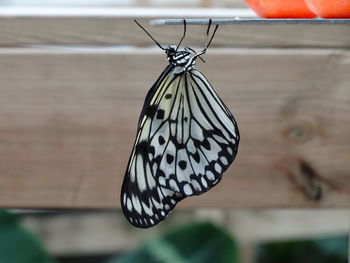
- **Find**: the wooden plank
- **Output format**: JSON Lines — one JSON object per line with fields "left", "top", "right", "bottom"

{"left": 0, "top": 8, "right": 349, "bottom": 47}
{"left": 209, "top": 0, "right": 247, "bottom": 8}
{"left": 137, "top": 0, "right": 246, "bottom": 8}
{"left": 21, "top": 211, "right": 192, "bottom": 254}
{"left": 0, "top": 48, "right": 350, "bottom": 208}
{"left": 138, "top": 0, "right": 246, "bottom": 8}
{"left": 20, "top": 210, "right": 350, "bottom": 255}
{"left": 226, "top": 210, "right": 350, "bottom": 244}
{"left": 0, "top": 0, "right": 246, "bottom": 8}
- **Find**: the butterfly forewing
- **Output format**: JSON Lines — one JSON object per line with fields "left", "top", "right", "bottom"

{"left": 122, "top": 66, "right": 187, "bottom": 228}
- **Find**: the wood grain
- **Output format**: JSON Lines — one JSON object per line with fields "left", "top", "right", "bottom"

{"left": 0, "top": 8, "right": 349, "bottom": 48}
{"left": 21, "top": 210, "right": 349, "bottom": 255}
{"left": 0, "top": 48, "right": 350, "bottom": 209}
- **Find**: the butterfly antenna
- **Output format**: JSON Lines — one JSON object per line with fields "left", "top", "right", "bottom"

{"left": 203, "top": 19, "right": 219, "bottom": 52}
{"left": 175, "top": 19, "right": 186, "bottom": 51}
{"left": 206, "top": 23, "right": 219, "bottom": 50}
{"left": 134, "top": 19, "right": 165, "bottom": 50}
{"left": 206, "top": 18, "right": 213, "bottom": 36}
{"left": 192, "top": 19, "right": 218, "bottom": 61}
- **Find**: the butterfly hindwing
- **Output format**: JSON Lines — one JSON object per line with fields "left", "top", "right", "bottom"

{"left": 152, "top": 69, "right": 239, "bottom": 196}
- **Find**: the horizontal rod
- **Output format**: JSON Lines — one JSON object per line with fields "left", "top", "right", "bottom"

{"left": 151, "top": 18, "right": 350, "bottom": 25}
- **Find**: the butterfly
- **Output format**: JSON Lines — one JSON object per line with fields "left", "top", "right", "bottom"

{"left": 121, "top": 19, "right": 239, "bottom": 228}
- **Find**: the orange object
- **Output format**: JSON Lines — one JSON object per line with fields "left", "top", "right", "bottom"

{"left": 245, "top": 0, "right": 317, "bottom": 18}
{"left": 305, "top": 0, "right": 350, "bottom": 18}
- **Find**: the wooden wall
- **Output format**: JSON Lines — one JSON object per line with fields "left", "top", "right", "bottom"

{"left": 1, "top": 8, "right": 350, "bottom": 209}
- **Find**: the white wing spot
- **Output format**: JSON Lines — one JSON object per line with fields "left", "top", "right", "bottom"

{"left": 220, "top": 156, "right": 228, "bottom": 166}
{"left": 170, "top": 179, "right": 180, "bottom": 192}
{"left": 206, "top": 171, "right": 215, "bottom": 181}
{"left": 137, "top": 174, "right": 147, "bottom": 192}
{"left": 190, "top": 120, "right": 204, "bottom": 141}
{"left": 142, "top": 201, "right": 153, "bottom": 216}
{"left": 152, "top": 163, "right": 158, "bottom": 174}
{"left": 127, "top": 198, "right": 132, "bottom": 211}
{"left": 159, "top": 176, "right": 166, "bottom": 186}
{"left": 132, "top": 195, "right": 142, "bottom": 215}
{"left": 227, "top": 147, "right": 233, "bottom": 155}
{"left": 213, "top": 134, "right": 228, "bottom": 144}
{"left": 201, "top": 177, "right": 208, "bottom": 188}
{"left": 130, "top": 160, "right": 136, "bottom": 182}
{"left": 191, "top": 179, "right": 202, "bottom": 192}
{"left": 183, "top": 184, "right": 193, "bottom": 195}
{"left": 215, "top": 163, "right": 222, "bottom": 174}
{"left": 151, "top": 197, "right": 162, "bottom": 209}
{"left": 187, "top": 139, "right": 196, "bottom": 154}
{"left": 147, "top": 164, "right": 156, "bottom": 188}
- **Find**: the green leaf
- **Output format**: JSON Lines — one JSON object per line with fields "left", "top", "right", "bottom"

{"left": 111, "top": 221, "right": 238, "bottom": 263}
{"left": 257, "top": 236, "right": 348, "bottom": 263}
{"left": 0, "top": 210, "right": 56, "bottom": 263}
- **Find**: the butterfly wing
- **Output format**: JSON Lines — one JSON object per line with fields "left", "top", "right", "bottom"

{"left": 121, "top": 143, "right": 184, "bottom": 228}
{"left": 121, "top": 65, "right": 185, "bottom": 228}
{"left": 121, "top": 65, "right": 239, "bottom": 228}
{"left": 151, "top": 69, "right": 239, "bottom": 196}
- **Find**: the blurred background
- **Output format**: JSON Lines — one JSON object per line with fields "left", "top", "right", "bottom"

{"left": 1, "top": 209, "right": 349, "bottom": 263}
{"left": 0, "top": 0, "right": 349, "bottom": 262}
{"left": 0, "top": 0, "right": 244, "bottom": 7}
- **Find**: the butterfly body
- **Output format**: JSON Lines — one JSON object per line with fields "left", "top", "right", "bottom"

{"left": 121, "top": 21, "right": 239, "bottom": 228}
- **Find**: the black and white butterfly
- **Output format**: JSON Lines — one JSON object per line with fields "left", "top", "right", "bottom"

{"left": 121, "top": 19, "right": 239, "bottom": 228}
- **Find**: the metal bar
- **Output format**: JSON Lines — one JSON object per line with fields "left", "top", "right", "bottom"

{"left": 151, "top": 18, "right": 350, "bottom": 25}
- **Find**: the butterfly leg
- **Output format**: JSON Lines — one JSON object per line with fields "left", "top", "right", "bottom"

{"left": 175, "top": 19, "right": 187, "bottom": 51}
{"left": 185, "top": 19, "right": 219, "bottom": 69}
{"left": 185, "top": 46, "right": 206, "bottom": 63}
